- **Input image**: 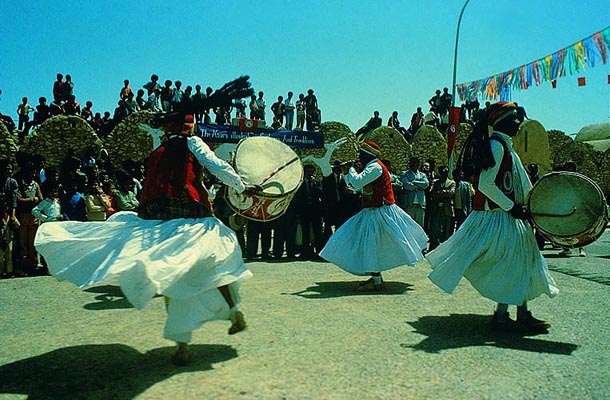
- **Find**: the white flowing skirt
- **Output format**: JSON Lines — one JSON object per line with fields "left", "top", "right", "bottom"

{"left": 320, "top": 204, "right": 428, "bottom": 275}
{"left": 426, "top": 210, "right": 558, "bottom": 305}
{"left": 34, "top": 211, "right": 252, "bottom": 342}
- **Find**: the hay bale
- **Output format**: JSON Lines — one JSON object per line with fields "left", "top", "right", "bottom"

{"left": 512, "top": 120, "right": 552, "bottom": 174}
{"left": 411, "top": 125, "right": 448, "bottom": 171}
{"left": 0, "top": 121, "right": 19, "bottom": 163}
{"left": 105, "top": 111, "right": 162, "bottom": 170}
{"left": 296, "top": 121, "right": 358, "bottom": 178}
{"left": 361, "top": 126, "right": 411, "bottom": 172}
{"left": 21, "top": 115, "right": 102, "bottom": 168}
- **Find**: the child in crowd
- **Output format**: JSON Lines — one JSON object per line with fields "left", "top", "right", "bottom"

{"left": 31, "top": 185, "right": 64, "bottom": 223}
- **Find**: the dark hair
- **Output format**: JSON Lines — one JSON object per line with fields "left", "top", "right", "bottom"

{"left": 458, "top": 111, "right": 494, "bottom": 180}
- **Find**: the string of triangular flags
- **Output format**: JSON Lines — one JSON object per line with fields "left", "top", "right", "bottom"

{"left": 456, "top": 26, "right": 610, "bottom": 101}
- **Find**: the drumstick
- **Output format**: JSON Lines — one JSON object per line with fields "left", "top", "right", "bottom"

{"left": 259, "top": 156, "right": 300, "bottom": 186}
{"left": 529, "top": 207, "right": 577, "bottom": 218}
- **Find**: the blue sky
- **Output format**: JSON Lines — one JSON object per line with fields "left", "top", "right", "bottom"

{"left": 1, "top": 0, "right": 608, "bottom": 136}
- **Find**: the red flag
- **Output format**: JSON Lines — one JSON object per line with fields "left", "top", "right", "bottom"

{"left": 239, "top": 116, "right": 258, "bottom": 132}
{"left": 578, "top": 77, "right": 586, "bottom": 87}
{"left": 551, "top": 80, "right": 557, "bottom": 88}
{"left": 447, "top": 106, "right": 461, "bottom": 173}
{"left": 607, "top": 74, "right": 610, "bottom": 84}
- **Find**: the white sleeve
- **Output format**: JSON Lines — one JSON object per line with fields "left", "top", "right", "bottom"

{"left": 187, "top": 136, "right": 246, "bottom": 193}
{"left": 478, "top": 141, "right": 514, "bottom": 211}
{"left": 344, "top": 161, "right": 383, "bottom": 190}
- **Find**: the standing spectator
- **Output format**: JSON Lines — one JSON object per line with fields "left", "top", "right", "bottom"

{"left": 203, "top": 86, "right": 214, "bottom": 124}
{"left": 428, "top": 165, "right": 455, "bottom": 250}
{"left": 143, "top": 74, "right": 160, "bottom": 95}
{"left": 16, "top": 97, "right": 34, "bottom": 141}
{"left": 439, "top": 87, "right": 452, "bottom": 117}
{"left": 248, "top": 94, "right": 259, "bottom": 120}
{"left": 119, "top": 79, "right": 133, "bottom": 100}
{"left": 31, "top": 184, "right": 64, "bottom": 223}
{"left": 283, "top": 91, "right": 295, "bottom": 130}
{"left": 271, "top": 96, "right": 285, "bottom": 125}
{"left": 408, "top": 107, "right": 425, "bottom": 137}
{"left": 526, "top": 163, "right": 543, "bottom": 184}
{"left": 272, "top": 201, "right": 297, "bottom": 260}
{"left": 80, "top": 101, "right": 94, "bottom": 122}
{"left": 61, "top": 177, "right": 87, "bottom": 221}
{"left": 171, "top": 80, "right": 184, "bottom": 111}
{"left": 303, "top": 89, "right": 318, "bottom": 131}
{"left": 428, "top": 89, "right": 442, "bottom": 117}
{"left": 0, "top": 160, "right": 20, "bottom": 278}
{"left": 63, "top": 74, "right": 75, "bottom": 100}
{"left": 452, "top": 168, "right": 474, "bottom": 231}
{"left": 52, "top": 73, "right": 65, "bottom": 103}
{"left": 396, "top": 157, "right": 429, "bottom": 228}
{"left": 255, "top": 91, "right": 266, "bottom": 121}
{"left": 245, "top": 220, "right": 273, "bottom": 260}
{"left": 295, "top": 93, "right": 305, "bottom": 130}
{"left": 321, "top": 161, "right": 346, "bottom": 245}
{"left": 192, "top": 85, "right": 206, "bottom": 123}
{"left": 160, "top": 80, "right": 173, "bottom": 112}
{"left": 16, "top": 164, "right": 43, "bottom": 274}
{"left": 178, "top": 85, "right": 193, "bottom": 113}
{"left": 294, "top": 164, "right": 324, "bottom": 259}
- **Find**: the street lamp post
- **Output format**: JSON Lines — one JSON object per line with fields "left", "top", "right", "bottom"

{"left": 451, "top": 0, "right": 471, "bottom": 107}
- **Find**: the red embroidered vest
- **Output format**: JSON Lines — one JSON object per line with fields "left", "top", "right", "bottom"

{"left": 139, "top": 137, "right": 212, "bottom": 210}
{"left": 472, "top": 137, "right": 515, "bottom": 211}
{"left": 361, "top": 160, "right": 396, "bottom": 208}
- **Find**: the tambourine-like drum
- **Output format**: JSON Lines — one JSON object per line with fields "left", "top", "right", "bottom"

{"left": 527, "top": 171, "right": 609, "bottom": 247}
{"left": 225, "top": 136, "right": 303, "bottom": 222}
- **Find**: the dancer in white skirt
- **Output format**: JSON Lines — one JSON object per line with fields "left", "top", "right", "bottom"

{"left": 35, "top": 77, "right": 257, "bottom": 365}
{"left": 319, "top": 141, "right": 428, "bottom": 291}
{"left": 426, "top": 101, "right": 558, "bottom": 333}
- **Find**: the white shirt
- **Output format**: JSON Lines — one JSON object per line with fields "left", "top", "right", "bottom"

{"left": 186, "top": 136, "right": 246, "bottom": 193}
{"left": 344, "top": 159, "right": 382, "bottom": 190}
{"left": 32, "top": 198, "right": 62, "bottom": 222}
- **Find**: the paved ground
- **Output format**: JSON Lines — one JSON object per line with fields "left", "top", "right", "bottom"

{"left": 1, "top": 231, "right": 609, "bottom": 400}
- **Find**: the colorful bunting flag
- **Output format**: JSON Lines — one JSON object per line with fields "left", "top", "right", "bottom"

{"left": 457, "top": 26, "right": 610, "bottom": 101}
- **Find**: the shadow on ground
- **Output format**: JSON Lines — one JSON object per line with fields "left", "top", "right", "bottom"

{"left": 403, "top": 314, "right": 579, "bottom": 355}
{"left": 289, "top": 281, "right": 414, "bottom": 298}
{"left": 83, "top": 285, "right": 133, "bottom": 310}
{"left": 0, "top": 343, "right": 238, "bottom": 400}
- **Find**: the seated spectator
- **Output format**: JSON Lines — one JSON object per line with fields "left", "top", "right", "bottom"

{"left": 85, "top": 177, "right": 113, "bottom": 221}
{"left": 63, "top": 95, "right": 81, "bottom": 116}
{"left": 81, "top": 101, "right": 94, "bottom": 121}
{"left": 355, "top": 111, "right": 382, "bottom": 137}
{"left": 119, "top": 79, "right": 133, "bottom": 100}
{"left": 114, "top": 171, "right": 139, "bottom": 212}
{"left": 387, "top": 111, "right": 410, "bottom": 141}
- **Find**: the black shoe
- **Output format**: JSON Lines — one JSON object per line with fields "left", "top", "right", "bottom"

{"left": 517, "top": 311, "right": 550, "bottom": 333}
{"left": 491, "top": 312, "right": 520, "bottom": 332}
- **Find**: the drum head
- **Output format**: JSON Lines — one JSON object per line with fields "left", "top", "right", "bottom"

{"left": 233, "top": 136, "right": 303, "bottom": 195}
{"left": 527, "top": 171, "right": 607, "bottom": 240}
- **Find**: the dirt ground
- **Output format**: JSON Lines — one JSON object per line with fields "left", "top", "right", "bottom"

{"left": 1, "top": 231, "right": 609, "bottom": 399}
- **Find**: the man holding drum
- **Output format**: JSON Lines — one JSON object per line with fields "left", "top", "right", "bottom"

{"left": 35, "top": 76, "right": 258, "bottom": 366}
{"left": 426, "top": 101, "right": 558, "bottom": 334}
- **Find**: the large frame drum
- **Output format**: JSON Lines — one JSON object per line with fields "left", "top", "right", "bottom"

{"left": 225, "top": 136, "right": 303, "bottom": 222}
{"left": 527, "top": 171, "right": 609, "bottom": 247}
